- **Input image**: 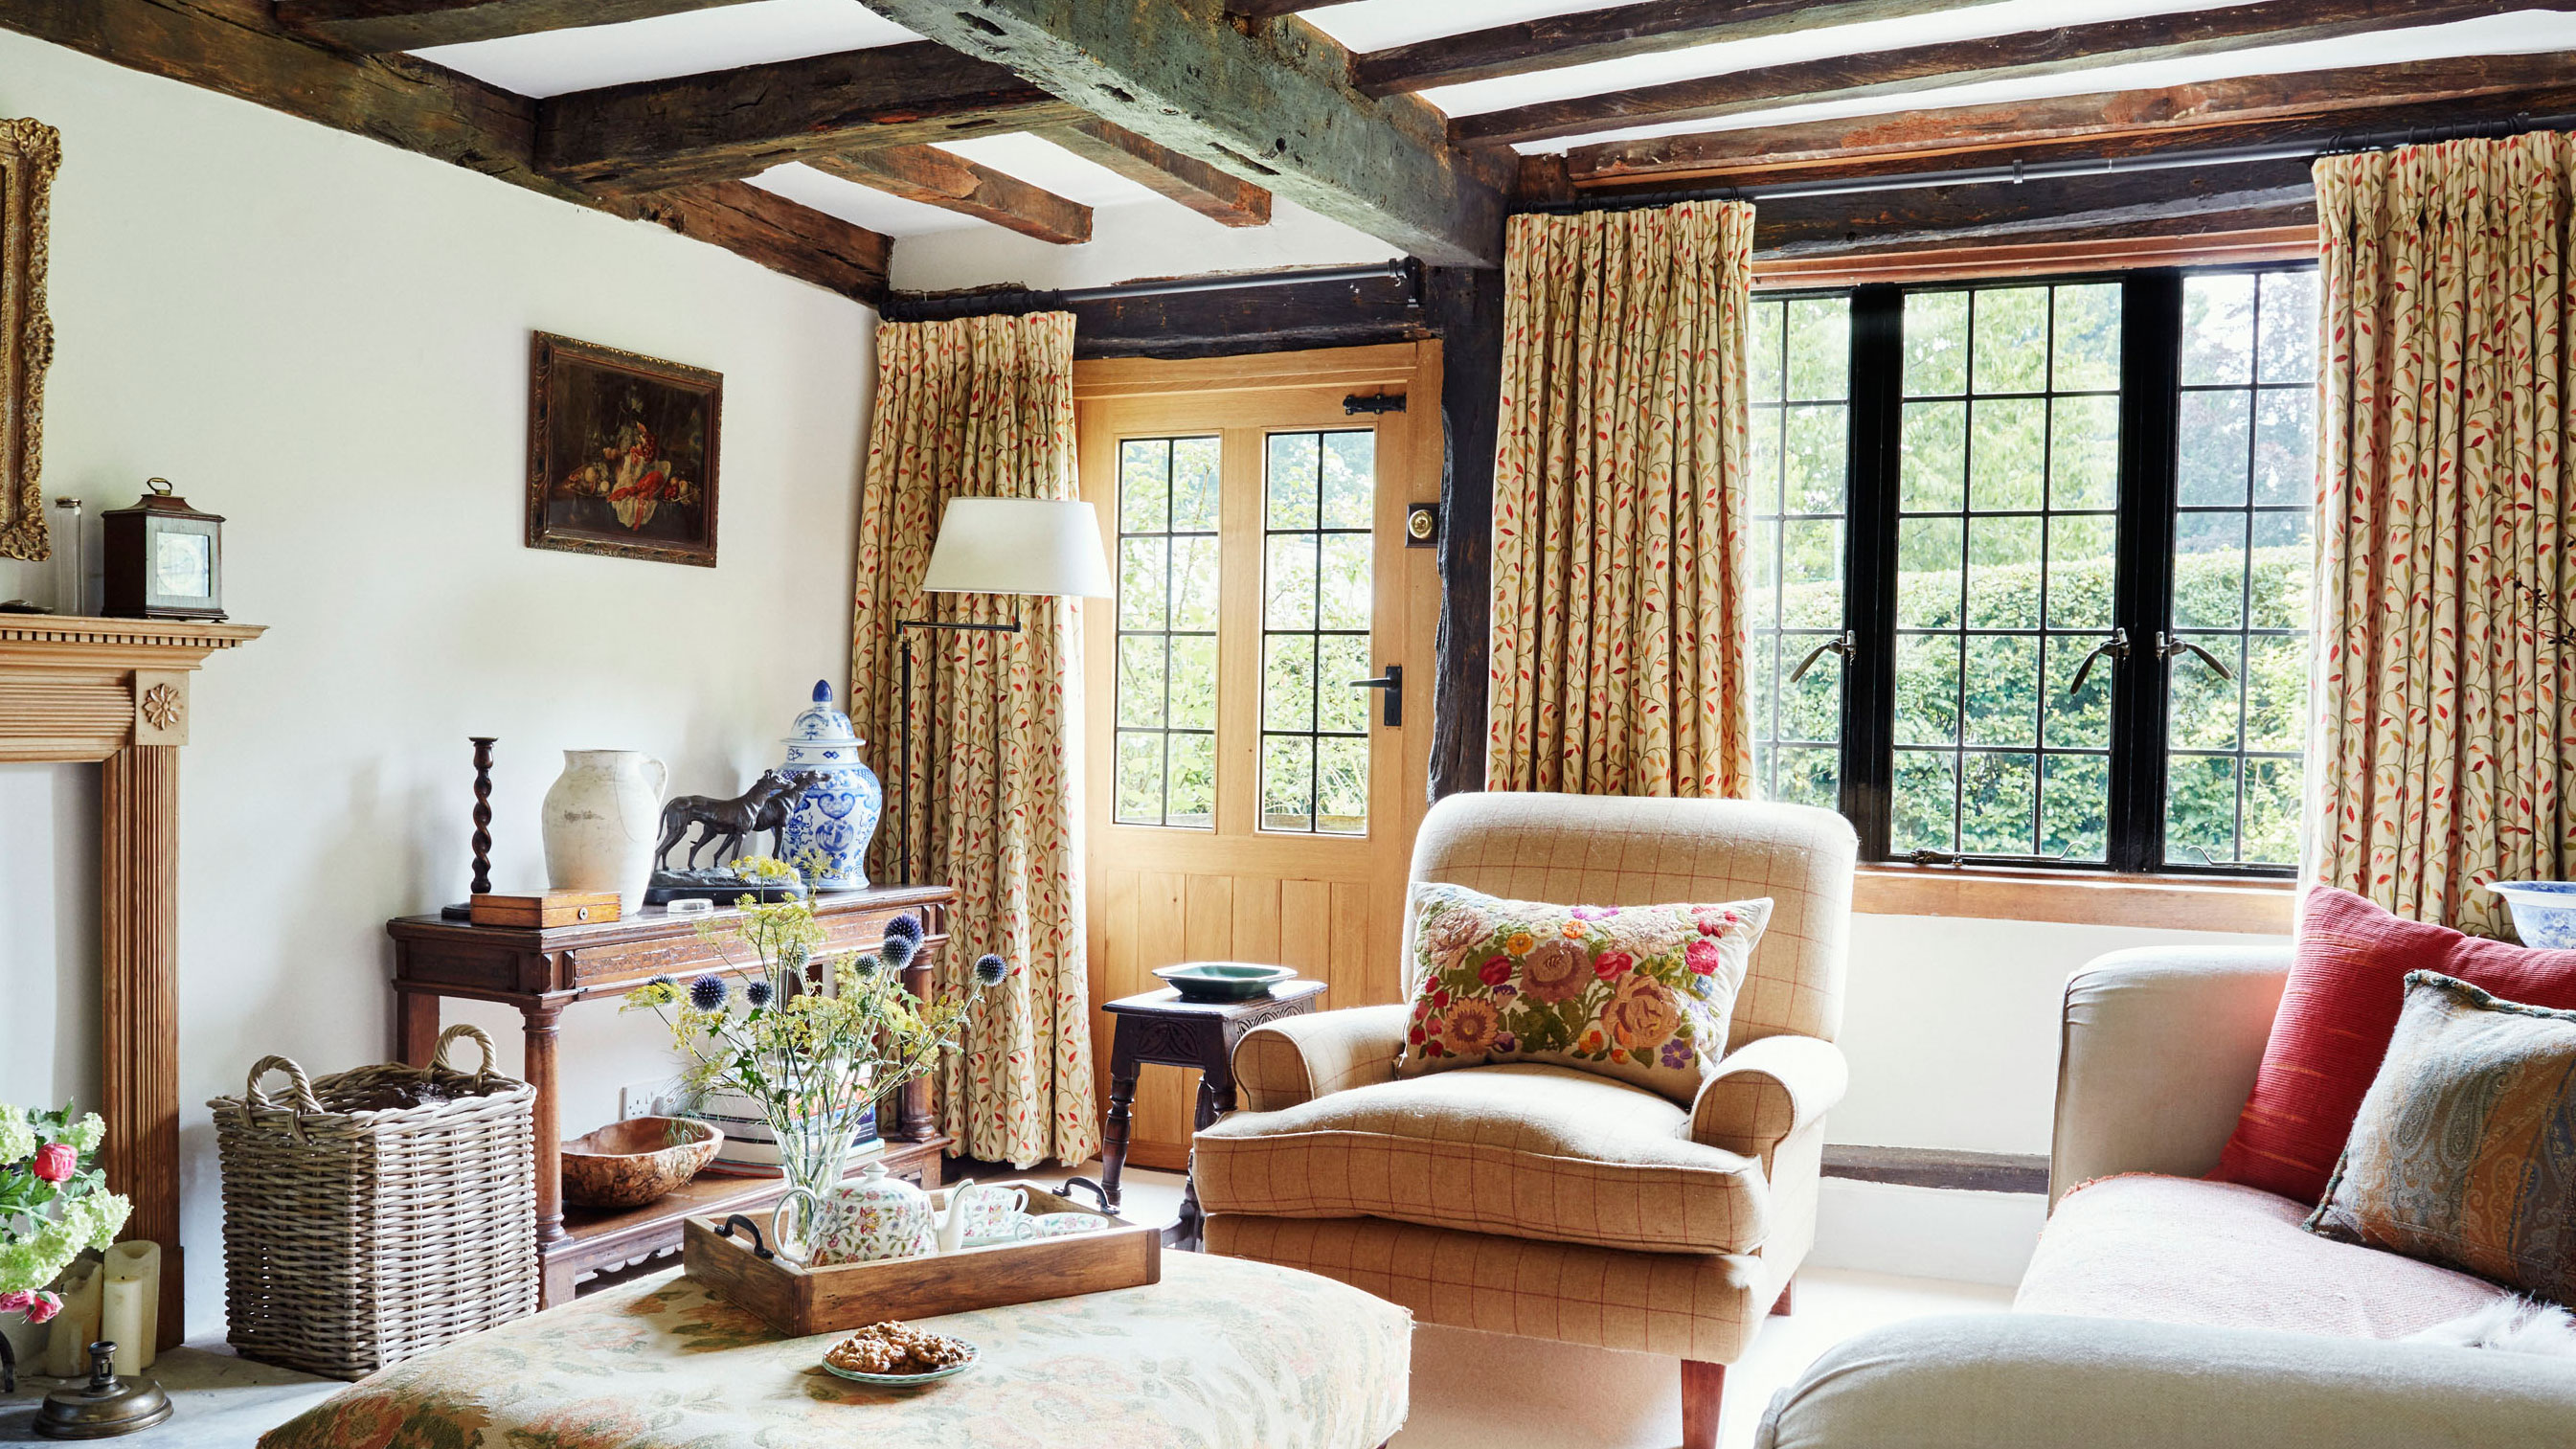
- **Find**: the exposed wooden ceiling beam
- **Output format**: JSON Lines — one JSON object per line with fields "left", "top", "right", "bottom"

{"left": 536, "top": 41, "right": 1083, "bottom": 192}
{"left": 1451, "top": 0, "right": 2566, "bottom": 147}
{"left": 1353, "top": 0, "right": 1971, "bottom": 97}
{"left": 859, "top": 0, "right": 1505, "bottom": 267}
{"left": 1042, "top": 120, "right": 1273, "bottom": 228}
{"left": 1751, "top": 157, "right": 2317, "bottom": 254}
{"left": 1224, "top": 0, "right": 1340, "bottom": 16}
{"left": 810, "top": 146, "right": 1092, "bottom": 243}
{"left": 1564, "top": 53, "right": 2576, "bottom": 188}
{"left": 274, "top": 0, "right": 759, "bottom": 53}
{"left": 0, "top": 0, "right": 891, "bottom": 302}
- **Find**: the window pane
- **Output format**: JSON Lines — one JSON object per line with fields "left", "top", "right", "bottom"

{"left": 2258, "top": 270, "right": 2318, "bottom": 384}
{"left": 1904, "top": 292, "right": 1968, "bottom": 396}
{"left": 2178, "top": 390, "right": 2252, "bottom": 507}
{"left": 2168, "top": 632, "right": 2246, "bottom": 751}
{"left": 2174, "top": 510, "right": 2248, "bottom": 628}
{"left": 1896, "top": 279, "right": 2123, "bottom": 860}
{"left": 2241, "top": 758, "right": 2303, "bottom": 866}
{"left": 1749, "top": 294, "right": 1853, "bottom": 815}
{"left": 1262, "top": 429, "right": 1375, "bottom": 834}
{"left": 2182, "top": 275, "right": 2255, "bottom": 385}
{"left": 2251, "top": 387, "right": 2314, "bottom": 507}
{"left": 1973, "top": 288, "right": 2049, "bottom": 394}
{"left": 1114, "top": 435, "right": 1221, "bottom": 828}
{"left": 2166, "top": 755, "right": 2240, "bottom": 867}
{"left": 1901, "top": 401, "right": 1967, "bottom": 511}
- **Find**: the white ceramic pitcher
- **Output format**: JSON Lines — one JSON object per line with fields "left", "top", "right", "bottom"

{"left": 541, "top": 749, "right": 666, "bottom": 915}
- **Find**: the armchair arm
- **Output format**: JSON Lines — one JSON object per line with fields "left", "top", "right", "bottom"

{"left": 1688, "top": 1033, "right": 1847, "bottom": 1166}
{"left": 1757, "top": 1313, "right": 2576, "bottom": 1449}
{"left": 1232, "top": 1004, "right": 1409, "bottom": 1113}
{"left": 2052, "top": 946, "right": 2290, "bottom": 1204}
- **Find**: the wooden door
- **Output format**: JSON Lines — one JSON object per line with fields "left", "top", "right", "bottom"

{"left": 1075, "top": 344, "right": 1442, "bottom": 1168}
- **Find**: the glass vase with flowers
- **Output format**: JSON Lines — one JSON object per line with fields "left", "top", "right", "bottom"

{"left": 622, "top": 901, "right": 1006, "bottom": 1202}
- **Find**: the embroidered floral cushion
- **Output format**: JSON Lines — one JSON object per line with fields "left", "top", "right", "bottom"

{"left": 1395, "top": 882, "right": 1772, "bottom": 1103}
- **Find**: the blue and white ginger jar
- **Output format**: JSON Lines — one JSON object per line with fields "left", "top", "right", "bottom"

{"left": 780, "top": 680, "right": 882, "bottom": 891}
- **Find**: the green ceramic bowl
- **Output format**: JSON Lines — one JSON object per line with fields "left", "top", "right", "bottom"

{"left": 1153, "top": 962, "right": 1298, "bottom": 1003}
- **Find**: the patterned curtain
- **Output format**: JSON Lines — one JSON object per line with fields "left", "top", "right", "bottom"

{"left": 1485, "top": 201, "right": 1758, "bottom": 797}
{"left": 2311, "top": 133, "right": 2576, "bottom": 936}
{"left": 849, "top": 312, "right": 1099, "bottom": 1166}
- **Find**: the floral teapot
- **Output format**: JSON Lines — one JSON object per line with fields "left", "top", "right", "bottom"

{"left": 771, "top": 1161, "right": 936, "bottom": 1267}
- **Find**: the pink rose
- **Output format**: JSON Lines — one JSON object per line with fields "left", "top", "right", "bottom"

{"left": 24, "top": 1291, "right": 60, "bottom": 1324}
{"left": 0, "top": 1290, "right": 32, "bottom": 1314}
{"left": 31, "top": 1142, "right": 75, "bottom": 1183}
{"left": 1684, "top": 939, "right": 1723, "bottom": 975}
{"left": 1593, "top": 950, "right": 1635, "bottom": 982}
{"left": 1478, "top": 957, "right": 1512, "bottom": 987}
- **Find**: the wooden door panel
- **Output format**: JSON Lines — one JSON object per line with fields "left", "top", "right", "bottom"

{"left": 1076, "top": 344, "right": 1442, "bottom": 1172}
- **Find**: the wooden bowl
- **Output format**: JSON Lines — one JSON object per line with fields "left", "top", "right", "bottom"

{"left": 561, "top": 1116, "right": 724, "bottom": 1209}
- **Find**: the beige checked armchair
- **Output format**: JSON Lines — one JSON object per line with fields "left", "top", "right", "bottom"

{"left": 1194, "top": 791, "right": 1856, "bottom": 1449}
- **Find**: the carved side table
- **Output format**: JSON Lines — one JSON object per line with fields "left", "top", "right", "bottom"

{"left": 1098, "top": 980, "right": 1329, "bottom": 1251}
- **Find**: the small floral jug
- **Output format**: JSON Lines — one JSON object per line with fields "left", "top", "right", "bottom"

{"left": 771, "top": 1161, "right": 933, "bottom": 1267}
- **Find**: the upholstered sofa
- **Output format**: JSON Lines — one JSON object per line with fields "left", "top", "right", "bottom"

{"left": 1756, "top": 945, "right": 2576, "bottom": 1448}
{"left": 1193, "top": 790, "right": 1858, "bottom": 1449}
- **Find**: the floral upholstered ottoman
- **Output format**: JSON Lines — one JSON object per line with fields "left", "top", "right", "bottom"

{"left": 259, "top": 1248, "right": 1408, "bottom": 1449}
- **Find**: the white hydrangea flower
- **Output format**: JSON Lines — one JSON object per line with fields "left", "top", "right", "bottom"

{"left": 0, "top": 1104, "right": 34, "bottom": 1165}
{"left": 66, "top": 1113, "right": 104, "bottom": 1153}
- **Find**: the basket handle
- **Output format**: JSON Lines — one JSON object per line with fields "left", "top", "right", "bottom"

{"left": 241, "top": 1056, "right": 323, "bottom": 1115}
{"left": 428, "top": 1024, "right": 498, "bottom": 1082}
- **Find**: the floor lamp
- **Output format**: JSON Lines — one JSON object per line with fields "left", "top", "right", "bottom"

{"left": 893, "top": 497, "right": 1114, "bottom": 885}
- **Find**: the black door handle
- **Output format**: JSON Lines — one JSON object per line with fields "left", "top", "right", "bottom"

{"left": 1349, "top": 663, "right": 1402, "bottom": 727}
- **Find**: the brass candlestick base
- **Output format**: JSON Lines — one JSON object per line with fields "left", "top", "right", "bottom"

{"left": 34, "top": 1343, "right": 173, "bottom": 1439}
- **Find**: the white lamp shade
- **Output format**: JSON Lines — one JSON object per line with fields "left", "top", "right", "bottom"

{"left": 918, "top": 498, "right": 1114, "bottom": 598}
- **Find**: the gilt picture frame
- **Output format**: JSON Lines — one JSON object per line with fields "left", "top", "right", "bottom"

{"left": 526, "top": 331, "right": 722, "bottom": 567}
{"left": 0, "top": 118, "right": 58, "bottom": 563}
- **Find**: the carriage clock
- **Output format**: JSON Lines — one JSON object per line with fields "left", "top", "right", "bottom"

{"left": 102, "top": 478, "right": 227, "bottom": 621}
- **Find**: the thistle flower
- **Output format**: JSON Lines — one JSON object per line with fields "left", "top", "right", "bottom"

{"left": 849, "top": 953, "right": 883, "bottom": 980}
{"left": 745, "top": 980, "right": 775, "bottom": 1008}
{"left": 689, "top": 975, "right": 729, "bottom": 1011}
{"left": 972, "top": 954, "right": 1009, "bottom": 987}
{"left": 884, "top": 914, "right": 924, "bottom": 946}
{"left": 781, "top": 940, "right": 810, "bottom": 976}
{"left": 880, "top": 933, "right": 916, "bottom": 971}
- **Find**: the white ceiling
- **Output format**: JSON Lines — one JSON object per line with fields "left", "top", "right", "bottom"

{"left": 404, "top": 1, "right": 2576, "bottom": 238}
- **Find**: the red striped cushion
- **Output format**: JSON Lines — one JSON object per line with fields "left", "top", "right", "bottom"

{"left": 2212, "top": 887, "right": 2576, "bottom": 1204}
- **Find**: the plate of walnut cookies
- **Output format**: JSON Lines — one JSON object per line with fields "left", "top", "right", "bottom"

{"left": 820, "top": 1321, "right": 981, "bottom": 1386}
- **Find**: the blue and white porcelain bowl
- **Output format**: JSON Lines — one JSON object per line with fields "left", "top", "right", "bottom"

{"left": 2485, "top": 881, "right": 2576, "bottom": 950}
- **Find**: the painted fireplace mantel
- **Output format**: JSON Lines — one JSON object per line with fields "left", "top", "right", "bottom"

{"left": 1, "top": 613, "right": 264, "bottom": 1348}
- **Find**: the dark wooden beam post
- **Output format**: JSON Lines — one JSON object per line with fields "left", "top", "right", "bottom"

{"left": 812, "top": 147, "right": 1093, "bottom": 244}
{"left": 275, "top": 0, "right": 760, "bottom": 52}
{"left": 861, "top": 0, "right": 1506, "bottom": 267}
{"left": 1450, "top": 0, "right": 2571, "bottom": 147}
{"left": 534, "top": 41, "right": 1084, "bottom": 192}
{"left": 1426, "top": 264, "right": 1503, "bottom": 799}
{"left": 1352, "top": 0, "right": 1972, "bottom": 96}
{"left": 1042, "top": 120, "right": 1273, "bottom": 228}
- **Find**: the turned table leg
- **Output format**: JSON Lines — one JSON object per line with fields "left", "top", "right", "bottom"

{"left": 523, "top": 1003, "right": 567, "bottom": 1249}
{"left": 1100, "top": 1065, "right": 1139, "bottom": 1214}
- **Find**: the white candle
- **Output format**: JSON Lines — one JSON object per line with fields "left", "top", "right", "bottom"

{"left": 41, "top": 1259, "right": 102, "bottom": 1377}
{"left": 103, "top": 1241, "right": 161, "bottom": 1370}
{"left": 100, "top": 1277, "right": 145, "bottom": 1377}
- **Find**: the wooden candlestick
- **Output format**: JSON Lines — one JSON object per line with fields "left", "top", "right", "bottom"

{"left": 441, "top": 736, "right": 499, "bottom": 921}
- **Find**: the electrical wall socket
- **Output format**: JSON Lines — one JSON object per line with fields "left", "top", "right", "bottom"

{"left": 620, "top": 1080, "right": 678, "bottom": 1120}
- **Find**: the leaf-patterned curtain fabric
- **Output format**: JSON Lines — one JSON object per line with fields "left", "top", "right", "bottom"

{"left": 849, "top": 311, "right": 1099, "bottom": 1166}
{"left": 1486, "top": 201, "right": 1758, "bottom": 797}
{"left": 2311, "top": 134, "right": 2576, "bottom": 935}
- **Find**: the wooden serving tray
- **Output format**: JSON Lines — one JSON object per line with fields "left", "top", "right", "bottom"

{"left": 681, "top": 1184, "right": 1159, "bottom": 1336}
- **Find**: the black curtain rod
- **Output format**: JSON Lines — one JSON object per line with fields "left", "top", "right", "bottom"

{"left": 1518, "top": 110, "right": 2576, "bottom": 215}
{"left": 886, "top": 257, "right": 1420, "bottom": 322}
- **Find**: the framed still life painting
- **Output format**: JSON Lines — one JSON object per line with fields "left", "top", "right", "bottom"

{"left": 526, "top": 331, "right": 721, "bottom": 566}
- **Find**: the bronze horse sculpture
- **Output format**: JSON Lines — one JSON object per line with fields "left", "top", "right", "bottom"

{"left": 655, "top": 769, "right": 821, "bottom": 871}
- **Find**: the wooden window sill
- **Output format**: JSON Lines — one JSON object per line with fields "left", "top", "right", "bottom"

{"left": 1853, "top": 865, "right": 2295, "bottom": 934}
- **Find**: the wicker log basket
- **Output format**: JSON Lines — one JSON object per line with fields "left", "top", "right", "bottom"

{"left": 209, "top": 1024, "right": 538, "bottom": 1380}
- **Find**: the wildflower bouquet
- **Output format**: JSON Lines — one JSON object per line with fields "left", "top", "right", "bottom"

{"left": 0, "top": 1103, "right": 129, "bottom": 1325}
{"left": 622, "top": 901, "right": 1006, "bottom": 1194}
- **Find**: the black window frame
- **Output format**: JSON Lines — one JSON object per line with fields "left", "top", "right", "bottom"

{"left": 1761, "top": 263, "right": 2315, "bottom": 879}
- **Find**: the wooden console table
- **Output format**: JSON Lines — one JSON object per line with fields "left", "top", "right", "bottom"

{"left": 387, "top": 884, "right": 955, "bottom": 1305}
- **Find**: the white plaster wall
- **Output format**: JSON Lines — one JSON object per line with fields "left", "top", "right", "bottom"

{"left": 0, "top": 32, "right": 875, "bottom": 1340}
